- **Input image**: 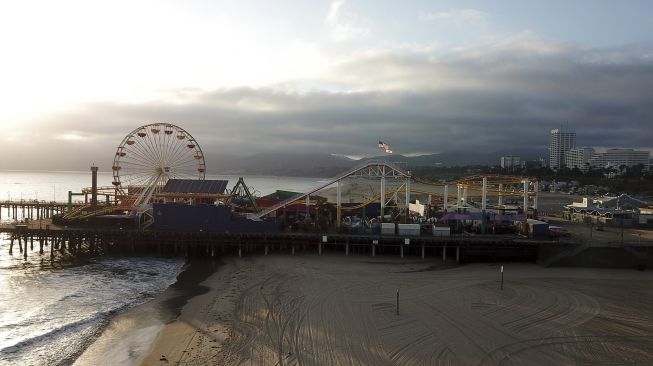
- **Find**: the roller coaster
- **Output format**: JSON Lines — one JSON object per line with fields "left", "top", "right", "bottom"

{"left": 253, "top": 160, "right": 539, "bottom": 228}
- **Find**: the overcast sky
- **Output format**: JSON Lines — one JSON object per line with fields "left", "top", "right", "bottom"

{"left": 1, "top": 0, "right": 652, "bottom": 170}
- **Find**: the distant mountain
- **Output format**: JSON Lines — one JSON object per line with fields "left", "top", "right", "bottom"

{"left": 360, "top": 148, "right": 549, "bottom": 167}
{"left": 208, "top": 152, "right": 356, "bottom": 176}
{"left": 206, "top": 148, "right": 549, "bottom": 177}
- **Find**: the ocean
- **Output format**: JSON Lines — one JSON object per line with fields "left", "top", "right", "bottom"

{"left": 0, "top": 170, "right": 324, "bottom": 366}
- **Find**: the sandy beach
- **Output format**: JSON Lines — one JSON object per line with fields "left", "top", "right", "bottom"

{"left": 136, "top": 254, "right": 653, "bottom": 365}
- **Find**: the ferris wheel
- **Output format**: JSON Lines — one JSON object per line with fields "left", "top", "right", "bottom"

{"left": 112, "top": 123, "right": 206, "bottom": 198}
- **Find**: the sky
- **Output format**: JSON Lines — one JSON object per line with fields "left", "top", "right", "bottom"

{"left": 1, "top": 0, "right": 652, "bottom": 170}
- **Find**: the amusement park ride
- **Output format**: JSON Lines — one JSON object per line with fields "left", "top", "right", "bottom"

{"left": 60, "top": 123, "right": 540, "bottom": 229}
{"left": 62, "top": 123, "right": 214, "bottom": 226}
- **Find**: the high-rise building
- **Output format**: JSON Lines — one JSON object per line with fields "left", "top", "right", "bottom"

{"left": 500, "top": 156, "right": 521, "bottom": 169}
{"left": 549, "top": 129, "right": 576, "bottom": 170}
{"left": 565, "top": 147, "right": 595, "bottom": 172}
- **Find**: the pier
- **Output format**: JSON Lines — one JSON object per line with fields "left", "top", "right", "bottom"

{"left": 0, "top": 224, "right": 543, "bottom": 263}
{"left": 0, "top": 200, "right": 80, "bottom": 221}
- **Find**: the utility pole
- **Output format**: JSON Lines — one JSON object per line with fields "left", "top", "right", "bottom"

{"left": 396, "top": 289, "right": 400, "bottom": 315}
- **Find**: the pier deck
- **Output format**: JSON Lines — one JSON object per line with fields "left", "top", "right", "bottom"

{"left": 0, "top": 200, "right": 81, "bottom": 221}
{"left": 0, "top": 221, "right": 547, "bottom": 262}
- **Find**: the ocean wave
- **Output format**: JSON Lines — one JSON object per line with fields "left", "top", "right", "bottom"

{"left": 0, "top": 308, "right": 119, "bottom": 355}
{"left": 0, "top": 256, "right": 184, "bottom": 366}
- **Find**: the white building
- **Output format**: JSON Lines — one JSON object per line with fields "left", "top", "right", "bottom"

{"left": 500, "top": 156, "right": 521, "bottom": 169}
{"left": 588, "top": 149, "right": 650, "bottom": 171}
{"left": 565, "top": 147, "right": 595, "bottom": 172}
{"left": 549, "top": 129, "right": 576, "bottom": 170}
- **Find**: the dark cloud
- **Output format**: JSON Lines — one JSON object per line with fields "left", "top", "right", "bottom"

{"left": 4, "top": 41, "right": 653, "bottom": 170}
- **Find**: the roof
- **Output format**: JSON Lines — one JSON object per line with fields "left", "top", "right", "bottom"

{"left": 599, "top": 194, "right": 649, "bottom": 210}
{"left": 162, "top": 179, "right": 229, "bottom": 194}
{"left": 566, "top": 194, "right": 650, "bottom": 211}
{"left": 261, "top": 190, "right": 302, "bottom": 200}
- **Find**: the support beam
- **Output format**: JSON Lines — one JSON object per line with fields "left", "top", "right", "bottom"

{"left": 533, "top": 180, "right": 539, "bottom": 218}
{"left": 305, "top": 195, "right": 310, "bottom": 218}
{"left": 442, "top": 246, "right": 447, "bottom": 262}
{"left": 456, "top": 246, "right": 460, "bottom": 263}
{"left": 463, "top": 187, "right": 468, "bottom": 207}
{"left": 380, "top": 176, "right": 386, "bottom": 221}
{"left": 421, "top": 243, "right": 425, "bottom": 260}
{"left": 90, "top": 166, "right": 98, "bottom": 209}
{"left": 443, "top": 185, "right": 448, "bottom": 212}
{"left": 481, "top": 177, "right": 487, "bottom": 211}
{"left": 482, "top": 177, "right": 487, "bottom": 234}
{"left": 523, "top": 179, "right": 529, "bottom": 220}
{"left": 336, "top": 180, "right": 342, "bottom": 229}
{"left": 405, "top": 178, "right": 411, "bottom": 223}
{"left": 498, "top": 184, "right": 503, "bottom": 206}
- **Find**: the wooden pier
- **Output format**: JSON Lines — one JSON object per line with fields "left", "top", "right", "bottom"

{"left": 0, "top": 224, "right": 543, "bottom": 263}
{"left": 0, "top": 200, "right": 80, "bottom": 221}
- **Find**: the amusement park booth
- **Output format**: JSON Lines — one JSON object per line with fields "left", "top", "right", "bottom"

{"left": 151, "top": 179, "right": 278, "bottom": 232}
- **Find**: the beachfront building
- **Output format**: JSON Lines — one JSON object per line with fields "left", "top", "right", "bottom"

{"left": 588, "top": 148, "right": 650, "bottom": 171}
{"left": 500, "top": 156, "right": 521, "bottom": 169}
{"left": 549, "top": 129, "right": 576, "bottom": 170}
{"left": 563, "top": 194, "right": 650, "bottom": 227}
{"left": 565, "top": 147, "right": 595, "bottom": 172}
{"left": 639, "top": 207, "right": 653, "bottom": 227}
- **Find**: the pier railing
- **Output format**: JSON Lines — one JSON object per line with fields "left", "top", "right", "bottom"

{"left": 0, "top": 200, "right": 82, "bottom": 221}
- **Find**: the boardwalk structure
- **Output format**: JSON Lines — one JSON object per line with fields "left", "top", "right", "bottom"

{"left": 0, "top": 200, "right": 80, "bottom": 222}
{"left": 0, "top": 222, "right": 546, "bottom": 263}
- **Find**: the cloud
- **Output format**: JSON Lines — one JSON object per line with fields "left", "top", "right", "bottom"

{"left": 420, "top": 9, "right": 487, "bottom": 23}
{"left": 3, "top": 39, "right": 653, "bottom": 170}
{"left": 325, "top": 0, "right": 370, "bottom": 42}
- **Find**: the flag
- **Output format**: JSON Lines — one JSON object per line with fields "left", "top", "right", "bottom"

{"left": 378, "top": 141, "right": 393, "bottom": 154}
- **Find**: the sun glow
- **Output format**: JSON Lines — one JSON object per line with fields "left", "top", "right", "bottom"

{"left": 0, "top": 1, "right": 330, "bottom": 126}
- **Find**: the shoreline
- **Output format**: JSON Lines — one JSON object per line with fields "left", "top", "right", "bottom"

{"left": 138, "top": 257, "right": 249, "bottom": 365}
{"left": 74, "top": 259, "right": 218, "bottom": 366}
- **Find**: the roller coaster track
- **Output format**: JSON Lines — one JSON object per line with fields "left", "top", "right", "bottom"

{"left": 255, "top": 160, "right": 410, "bottom": 218}
{"left": 62, "top": 204, "right": 132, "bottom": 220}
{"left": 62, "top": 204, "right": 91, "bottom": 220}
{"left": 412, "top": 180, "right": 537, "bottom": 197}
{"left": 340, "top": 187, "right": 404, "bottom": 211}
{"left": 412, "top": 176, "right": 455, "bottom": 186}
{"left": 256, "top": 161, "right": 539, "bottom": 218}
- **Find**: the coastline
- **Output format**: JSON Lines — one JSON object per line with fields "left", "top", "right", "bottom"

{"left": 138, "top": 257, "right": 249, "bottom": 365}
{"left": 74, "top": 259, "right": 218, "bottom": 366}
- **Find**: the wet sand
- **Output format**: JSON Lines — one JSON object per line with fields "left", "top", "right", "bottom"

{"left": 139, "top": 255, "right": 653, "bottom": 365}
{"left": 74, "top": 260, "right": 217, "bottom": 366}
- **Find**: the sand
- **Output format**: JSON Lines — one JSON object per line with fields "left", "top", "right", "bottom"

{"left": 74, "top": 260, "right": 216, "bottom": 366}
{"left": 139, "top": 254, "right": 653, "bottom": 365}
